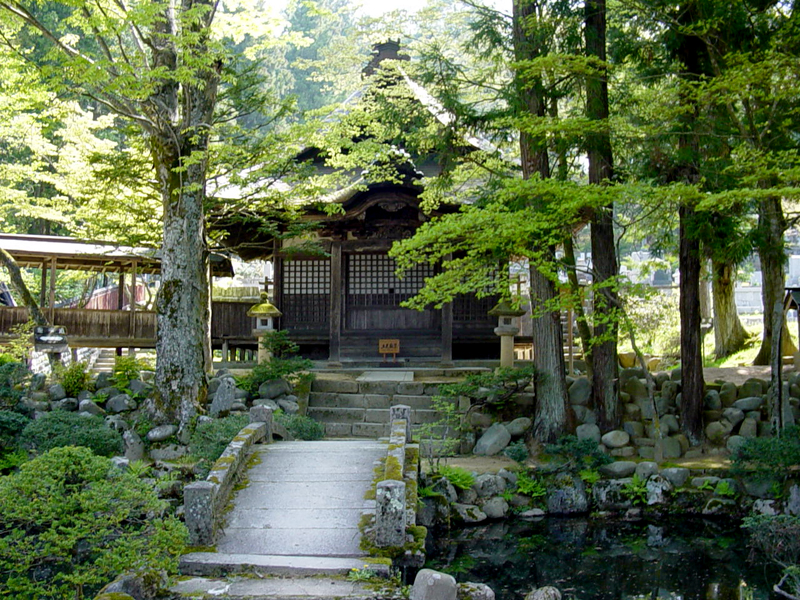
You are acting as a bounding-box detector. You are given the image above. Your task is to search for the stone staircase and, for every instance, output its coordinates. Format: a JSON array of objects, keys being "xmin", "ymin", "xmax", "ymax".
[
  {"xmin": 307, "ymin": 376, "xmax": 456, "ymax": 438},
  {"xmin": 90, "ymin": 348, "xmax": 117, "ymax": 374}
]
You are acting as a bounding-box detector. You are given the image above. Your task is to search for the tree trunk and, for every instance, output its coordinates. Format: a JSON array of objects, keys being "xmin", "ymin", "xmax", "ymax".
[
  {"xmin": 585, "ymin": 0, "xmax": 619, "ymax": 431},
  {"xmin": 679, "ymin": 204, "xmax": 705, "ymax": 443},
  {"xmin": 0, "ymin": 248, "xmax": 48, "ymax": 326},
  {"xmin": 712, "ymin": 258, "xmax": 748, "ymax": 358},
  {"xmin": 699, "ymin": 259, "xmax": 712, "ymax": 322},
  {"xmin": 513, "ymin": 0, "xmax": 569, "ymax": 443},
  {"xmin": 754, "ymin": 196, "xmax": 795, "ymax": 364}
]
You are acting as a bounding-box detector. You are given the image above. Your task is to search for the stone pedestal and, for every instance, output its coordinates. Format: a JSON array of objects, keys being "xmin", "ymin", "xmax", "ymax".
[
  {"xmin": 494, "ymin": 324, "xmax": 520, "ymax": 368},
  {"xmin": 253, "ymin": 330, "xmax": 273, "ymax": 364}
]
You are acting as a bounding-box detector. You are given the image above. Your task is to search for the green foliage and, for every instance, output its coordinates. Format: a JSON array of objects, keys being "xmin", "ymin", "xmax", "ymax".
[
  {"xmin": 578, "ymin": 468, "xmax": 601, "ymax": 486},
  {"xmin": 743, "ymin": 514, "xmax": 800, "ymax": 567},
  {"xmin": 260, "ymin": 330, "xmax": 299, "ymax": 358},
  {"xmin": 0, "ymin": 449, "xmax": 27, "ymax": 474},
  {"xmin": 58, "ymin": 361, "xmax": 91, "ymax": 398},
  {"xmin": 0, "ymin": 446, "xmax": 186, "ymax": 599},
  {"xmin": 545, "ymin": 435, "xmax": 613, "ymax": 469},
  {"xmin": 732, "ymin": 426, "xmax": 800, "ymax": 480},
  {"xmin": 111, "ymin": 356, "xmax": 150, "ymax": 390},
  {"xmin": 621, "ymin": 474, "xmax": 648, "ymax": 506},
  {"xmin": 20, "ymin": 411, "xmax": 123, "ymax": 457},
  {"xmin": 621, "ymin": 286, "xmax": 681, "ymax": 358},
  {"xmin": 714, "ymin": 480, "xmax": 737, "ymax": 498},
  {"xmin": 698, "ymin": 479, "xmax": 716, "ymax": 491},
  {"xmin": 418, "ymin": 486, "xmax": 437, "ymax": 498},
  {"xmin": 3, "ymin": 322, "xmax": 35, "ymax": 363},
  {"xmin": 347, "ymin": 565, "xmax": 378, "ymax": 582},
  {"xmin": 189, "ymin": 414, "xmax": 250, "ymax": 467},
  {"xmin": 238, "ymin": 357, "xmax": 313, "ymax": 396},
  {"xmin": 276, "ymin": 412, "xmax": 324, "ymax": 441},
  {"xmin": 0, "ymin": 410, "xmax": 29, "ymax": 449},
  {"xmin": 437, "ymin": 366, "xmax": 535, "ymax": 412},
  {"xmin": 0, "ymin": 354, "xmax": 15, "ymax": 366},
  {"xmin": 503, "ymin": 440, "xmax": 529, "ymax": 464},
  {"xmin": 416, "ymin": 395, "xmax": 464, "ymax": 471},
  {"xmin": 438, "ymin": 465, "xmax": 475, "ymax": 491},
  {"xmin": 515, "ymin": 471, "xmax": 546, "ymax": 499},
  {"xmin": 0, "ymin": 362, "xmax": 29, "ymax": 410}
]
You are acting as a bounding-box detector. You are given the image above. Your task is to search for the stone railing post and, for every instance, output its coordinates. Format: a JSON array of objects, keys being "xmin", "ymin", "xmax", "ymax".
[
  {"xmin": 250, "ymin": 405, "xmax": 274, "ymax": 443},
  {"xmin": 375, "ymin": 479, "xmax": 407, "ymax": 547},
  {"xmin": 390, "ymin": 404, "xmax": 412, "ymax": 442}
]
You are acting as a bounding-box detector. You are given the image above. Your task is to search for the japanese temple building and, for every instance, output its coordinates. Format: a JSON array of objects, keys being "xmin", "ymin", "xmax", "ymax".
[{"xmin": 216, "ymin": 42, "xmax": 500, "ymax": 364}]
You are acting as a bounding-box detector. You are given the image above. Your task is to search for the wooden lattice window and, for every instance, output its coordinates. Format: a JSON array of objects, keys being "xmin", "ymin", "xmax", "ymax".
[
  {"xmin": 281, "ymin": 258, "xmax": 330, "ymax": 328},
  {"xmin": 453, "ymin": 294, "xmax": 496, "ymax": 323},
  {"xmin": 347, "ymin": 254, "xmax": 433, "ymax": 296}
]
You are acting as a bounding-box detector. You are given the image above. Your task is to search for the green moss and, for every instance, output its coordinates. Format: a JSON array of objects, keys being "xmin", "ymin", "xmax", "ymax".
[
  {"xmin": 246, "ymin": 451, "xmax": 262, "ymax": 468},
  {"xmin": 95, "ymin": 593, "xmax": 136, "ymax": 600},
  {"xmin": 208, "ymin": 476, "xmax": 220, "ymax": 484},
  {"xmin": 184, "ymin": 545, "xmax": 217, "ymax": 553},
  {"xmin": 384, "ymin": 455, "xmax": 403, "ymax": 481}
]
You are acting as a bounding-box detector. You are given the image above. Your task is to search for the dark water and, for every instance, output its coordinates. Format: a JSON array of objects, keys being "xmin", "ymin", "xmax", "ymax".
[{"xmin": 425, "ymin": 518, "xmax": 779, "ymax": 600}]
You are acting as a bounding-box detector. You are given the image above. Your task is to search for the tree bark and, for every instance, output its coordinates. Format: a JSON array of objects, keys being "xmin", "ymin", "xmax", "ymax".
[
  {"xmin": 754, "ymin": 196, "xmax": 795, "ymax": 364},
  {"xmin": 679, "ymin": 204, "xmax": 705, "ymax": 443},
  {"xmin": 0, "ymin": 248, "xmax": 48, "ymax": 326},
  {"xmin": 513, "ymin": 0, "xmax": 570, "ymax": 443},
  {"xmin": 585, "ymin": 0, "xmax": 619, "ymax": 432},
  {"xmin": 712, "ymin": 258, "xmax": 748, "ymax": 358}
]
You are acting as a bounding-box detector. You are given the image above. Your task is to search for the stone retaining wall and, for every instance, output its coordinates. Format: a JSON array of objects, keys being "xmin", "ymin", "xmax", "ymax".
[{"xmin": 184, "ymin": 407, "xmax": 273, "ymax": 546}]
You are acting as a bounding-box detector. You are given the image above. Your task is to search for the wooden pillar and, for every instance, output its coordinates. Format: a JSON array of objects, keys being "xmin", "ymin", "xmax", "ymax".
[
  {"xmin": 328, "ymin": 242, "xmax": 342, "ymax": 365},
  {"xmin": 441, "ymin": 254, "xmax": 453, "ymax": 365},
  {"xmin": 222, "ymin": 339, "xmax": 229, "ymax": 363},
  {"xmin": 272, "ymin": 239, "xmax": 282, "ymax": 327},
  {"xmin": 129, "ymin": 260, "xmax": 138, "ymax": 340},
  {"xmin": 48, "ymin": 258, "xmax": 56, "ymax": 323},
  {"xmin": 116, "ymin": 270, "xmax": 125, "ymax": 356},
  {"xmin": 39, "ymin": 262, "xmax": 47, "ymax": 309}
]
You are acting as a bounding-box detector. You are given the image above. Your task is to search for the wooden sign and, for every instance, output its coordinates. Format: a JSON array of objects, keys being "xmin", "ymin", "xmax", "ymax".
[{"xmin": 379, "ymin": 338, "xmax": 400, "ymax": 361}]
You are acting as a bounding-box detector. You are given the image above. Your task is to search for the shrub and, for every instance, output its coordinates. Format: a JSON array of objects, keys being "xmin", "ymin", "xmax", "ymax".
[
  {"xmin": 545, "ymin": 435, "xmax": 613, "ymax": 469},
  {"xmin": 58, "ymin": 361, "xmax": 91, "ymax": 397},
  {"xmin": 516, "ymin": 471, "xmax": 547, "ymax": 499},
  {"xmin": 276, "ymin": 412, "xmax": 324, "ymax": 441},
  {"xmin": 0, "ymin": 353, "xmax": 16, "ymax": 366},
  {"xmin": 732, "ymin": 425, "xmax": 800, "ymax": 480},
  {"xmin": 438, "ymin": 465, "xmax": 475, "ymax": 490},
  {"xmin": 111, "ymin": 355, "xmax": 151, "ymax": 390},
  {"xmin": 261, "ymin": 330, "xmax": 300, "ymax": 358},
  {"xmin": 189, "ymin": 414, "xmax": 249, "ymax": 466},
  {"xmin": 20, "ymin": 412, "xmax": 123, "ymax": 457},
  {"xmin": 0, "ymin": 362, "xmax": 29, "ymax": 410},
  {"xmin": 0, "ymin": 410, "xmax": 29, "ymax": 449},
  {"xmin": 503, "ymin": 440, "xmax": 529, "ymax": 463},
  {"xmin": 621, "ymin": 473, "xmax": 648, "ymax": 505},
  {"xmin": 0, "ymin": 446, "xmax": 186, "ymax": 599},
  {"xmin": 437, "ymin": 365, "xmax": 536, "ymax": 412},
  {"xmin": 238, "ymin": 356, "xmax": 313, "ymax": 395}
]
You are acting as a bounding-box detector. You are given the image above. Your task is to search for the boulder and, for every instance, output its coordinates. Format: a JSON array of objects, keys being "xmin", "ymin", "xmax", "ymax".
[
  {"xmin": 726, "ymin": 435, "xmax": 746, "ymax": 453},
  {"xmin": 100, "ymin": 572, "xmax": 167, "ymax": 600},
  {"xmin": 634, "ymin": 461, "xmax": 658, "ymax": 481},
  {"xmin": 253, "ymin": 398, "xmax": 280, "ymax": 411},
  {"xmin": 670, "ymin": 368, "xmax": 682, "ymax": 382},
  {"xmin": 576, "ymin": 424, "xmax": 601, "ymax": 444},
  {"xmin": 739, "ymin": 418, "xmax": 758, "ymax": 438},
  {"xmin": 207, "ymin": 378, "xmax": 221, "ymax": 395},
  {"xmin": 619, "ymin": 352, "xmax": 637, "ymax": 368},
  {"xmin": 107, "ymin": 394, "xmax": 137, "ymax": 413},
  {"xmin": 734, "ymin": 397, "xmax": 763, "ymax": 412},
  {"xmin": 210, "ymin": 378, "xmax": 236, "ymax": 418},
  {"xmin": 412, "ymin": 569, "xmax": 458, "ymax": 600},
  {"xmin": 128, "ymin": 379, "xmax": 149, "ymax": 396},
  {"xmin": 661, "ymin": 437, "xmax": 682, "ymax": 459},
  {"xmin": 703, "ymin": 390, "xmax": 721, "ymax": 411},
  {"xmin": 497, "ymin": 468, "xmax": 518, "ymax": 486},
  {"xmin": 518, "ymin": 508, "xmax": 546, "ymax": 519},
  {"xmin": 719, "ymin": 381, "xmax": 738, "ymax": 407},
  {"xmin": 433, "ymin": 478, "xmax": 458, "ymax": 504},
  {"xmin": 475, "ymin": 474, "xmax": 506, "ymax": 498},
  {"xmin": 661, "ymin": 380, "xmax": 679, "ymax": 402},
  {"xmin": 148, "ymin": 444, "xmax": 186, "ymax": 461},
  {"xmin": 692, "ymin": 476, "xmax": 720, "ymax": 488},
  {"xmin": 611, "ymin": 446, "xmax": 635, "ymax": 458},
  {"xmin": 258, "ymin": 378, "xmax": 292, "ymax": 399},
  {"xmin": 599, "ymin": 461, "xmax": 636, "ymax": 479},
  {"xmin": 705, "ymin": 421, "xmax": 732, "ymax": 445},
  {"xmin": 661, "ymin": 467, "xmax": 690, "ymax": 488},
  {"xmin": 277, "ymin": 398, "xmax": 300, "ymax": 414},
  {"xmin": 95, "ymin": 371, "xmax": 113, "ymax": 389},
  {"xmin": 48, "ymin": 383, "xmax": 66, "ymax": 401},
  {"xmin": 123, "ymin": 430, "xmax": 145, "ymax": 462},
  {"xmin": 105, "ymin": 415, "xmax": 130, "ymax": 432},
  {"xmin": 786, "ymin": 484, "xmax": 800, "ymax": 516},
  {"xmin": 645, "ymin": 474, "xmax": 673, "ymax": 505},
  {"xmin": 745, "ymin": 378, "xmax": 768, "ymax": 396},
  {"xmin": 457, "ymin": 487, "xmax": 478, "ymax": 505},
  {"xmin": 623, "ymin": 421, "xmax": 645, "ymax": 438},
  {"xmin": 481, "ymin": 497, "xmax": 509, "ymax": 519},
  {"xmin": 637, "ymin": 447, "xmax": 655, "ymax": 460},
  {"xmin": 77, "ymin": 390, "xmax": 94, "ymax": 401},
  {"xmin": 473, "ymin": 423, "xmax": 511, "ymax": 456},
  {"xmin": 52, "ymin": 397, "xmax": 78, "ymax": 411},
  {"xmin": 568, "ymin": 377, "xmax": 591, "ymax": 406},
  {"xmin": 78, "ymin": 399, "xmax": 105, "ymax": 416},
  {"xmin": 623, "ymin": 377, "xmax": 648, "ymax": 402},
  {"xmin": 459, "ymin": 582, "xmax": 496, "ymax": 600},
  {"xmin": 452, "ymin": 503, "xmax": 487, "ymax": 524},
  {"xmin": 546, "ymin": 475, "xmax": 588, "ymax": 514},
  {"xmin": 30, "ymin": 372, "xmax": 46, "ymax": 391},
  {"xmin": 525, "ymin": 587, "xmax": 562, "ymax": 600},
  {"xmin": 723, "ymin": 408, "xmax": 745, "ymax": 428},
  {"xmin": 506, "ymin": 417, "xmax": 532, "ymax": 437},
  {"xmin": 110, "ymin": 456, "xmax": 130, "ymax": 471},
  {"xmin": 753, "ymin": 499, "xmax": 779, "ymax": 516},
  {"xmin": 147, "ymin": 424, "xmax": 178, "ymax": 443},
  {"xmin": 592, "ymin": 479, "xmax": 633, "ymax": 510},
  {"xmin": 601, "ymin": 430, "xmax": 630, "ymax": 449},
  {"xmin": 624, "ymin": 403, "xmax": 642, "ymax": 420},
  {"xmin": 661, "ymin": 414, "xmax": 680, "ymax": 434}
]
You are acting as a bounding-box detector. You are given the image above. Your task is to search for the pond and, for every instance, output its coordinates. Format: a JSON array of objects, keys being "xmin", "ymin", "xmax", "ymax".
[{"xmin": 425, "ymin": 518, "xmax": 779, "ymax": 600}]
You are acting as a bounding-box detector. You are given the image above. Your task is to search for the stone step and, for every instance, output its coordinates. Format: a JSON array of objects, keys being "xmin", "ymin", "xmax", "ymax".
[
  {"xmin": 179, "ymin": 553, "xmax": 390, "ymax": 578},
  {"xmin": 307, "ymin": 406, "xmax": 444, "ymax": 426},
  {"xmin": 308, "ymin": 392, "xmax": 448, "ymax": 410},
  {"xmin": 172, "ymin": 575, "xmax": 378, "ymax": 599},
  {"xmin": 311, "ymin": 378, "xmax": 443, "ymax": 396}
]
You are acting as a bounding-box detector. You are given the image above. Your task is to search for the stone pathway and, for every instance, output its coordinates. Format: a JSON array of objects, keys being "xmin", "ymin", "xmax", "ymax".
[{"xmin": 216, "ymin": 439, "xmax": 384, "ymax": 557}]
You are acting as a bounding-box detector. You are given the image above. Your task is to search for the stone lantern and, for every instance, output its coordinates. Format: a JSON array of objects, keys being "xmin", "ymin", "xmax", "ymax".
[
  {"xmin": 488, "ymin": 300, "xmax": 526, "ymax": 368},
  {"xmin": 247, "ymin": 293, "xmax": 282, "ymax": 363}
]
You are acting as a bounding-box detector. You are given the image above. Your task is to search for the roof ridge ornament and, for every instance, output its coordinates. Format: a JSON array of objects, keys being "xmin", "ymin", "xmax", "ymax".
[{"xmin": 362, "ymin": 39, "xmax": 410, "ymax": 77}]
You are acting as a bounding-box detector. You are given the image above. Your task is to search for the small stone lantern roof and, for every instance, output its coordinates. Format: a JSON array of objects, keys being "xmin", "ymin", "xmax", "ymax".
[
  {"xmin": 488, "ymin": 299, "xmax": 526, "ymax": 318},
  {"xmin": 247, "ymin": 293, "xmax": 282, "ymax": 318}
]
